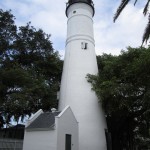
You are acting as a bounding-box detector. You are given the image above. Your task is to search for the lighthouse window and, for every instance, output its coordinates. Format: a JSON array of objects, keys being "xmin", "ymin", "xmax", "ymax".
[
  {"xmin": 81, "ymin": 42, "xmax": 88, "ymax": 50},
  {"xmin": 73, "ymin": 10, "xmax": 76, "ymax": 14}
]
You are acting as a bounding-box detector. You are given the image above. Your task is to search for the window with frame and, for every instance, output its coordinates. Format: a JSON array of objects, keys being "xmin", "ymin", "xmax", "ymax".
[{"xmin": 81, "ymin": 42, "xmax": 88, "ymax": 50}]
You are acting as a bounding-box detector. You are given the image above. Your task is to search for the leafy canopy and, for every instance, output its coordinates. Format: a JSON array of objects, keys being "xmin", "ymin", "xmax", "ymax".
[
  {"xmin": 0, "ymin": 9, "xmax": 62, "ymax": 124},
  {"xmin": 87, "ymin": 47, "xmax": 150, "ymax": 149}
]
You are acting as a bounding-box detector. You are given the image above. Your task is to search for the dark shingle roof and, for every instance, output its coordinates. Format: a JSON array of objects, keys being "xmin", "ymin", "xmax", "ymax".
[{"xmin": 26, "ymin": 112, "xmax": 60, "ymax": 130}]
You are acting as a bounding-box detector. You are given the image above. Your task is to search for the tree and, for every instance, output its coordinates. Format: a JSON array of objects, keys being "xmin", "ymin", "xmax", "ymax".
[
  {"xmin": 114, "ymin": 0, "xmax": 150, "ymax": 44},
  {"xmin": 87, "ymin": 47, "xmax": 150, "ymax": 149},
  {"xmin": 0, "ymin": 9, "xmax": 63, "ymax": 124},
  {"xmin": 0, "ymin": 112, "xmax": 4, "ymax": 128}
]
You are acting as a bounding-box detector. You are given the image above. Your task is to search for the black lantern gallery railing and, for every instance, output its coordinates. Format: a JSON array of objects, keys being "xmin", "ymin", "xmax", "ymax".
[
  {"xmin": 66, "ymin": 0, "xmax": 94, "ymax": 7},
  {"xmin": 66, "ymin": 0, "xmax": 95, "ymax": 16}
]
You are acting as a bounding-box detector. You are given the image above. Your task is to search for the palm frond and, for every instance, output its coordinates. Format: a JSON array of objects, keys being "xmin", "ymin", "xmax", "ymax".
[
  {"xmin": 134, "ymin": 0, "xmax": 138, "ymax": 6},
  {"xmin": 143, "ymin": 0, "xmax": 150, "ymax": 16},
  {"xmin": 142, "ymin": 14, "xmax": 150, "ymax": 45},
  {"xmin": 114, "ymin": 0, "xmax": 131, "ymax": 22}
]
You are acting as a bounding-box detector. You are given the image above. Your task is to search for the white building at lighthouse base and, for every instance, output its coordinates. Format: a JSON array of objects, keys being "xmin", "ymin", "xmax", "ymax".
[{"xmin": 23, "ymin": 106, "xmax": 79, "ymax": 150}]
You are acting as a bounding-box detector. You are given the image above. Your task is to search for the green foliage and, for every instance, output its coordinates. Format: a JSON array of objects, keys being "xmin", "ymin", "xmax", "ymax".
[
  {"xmin": 0, "ymin": 9, "xmax": 63, "ymax": 124},
  {"xmin": 87, "ymin": 47, "xmax": 150, "ymax": 149}
]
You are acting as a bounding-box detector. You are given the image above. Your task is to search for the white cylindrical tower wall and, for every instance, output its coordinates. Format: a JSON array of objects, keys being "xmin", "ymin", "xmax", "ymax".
[{"xmin": 59, "ymin": 2, "xmax": 107, "ymax": 150}]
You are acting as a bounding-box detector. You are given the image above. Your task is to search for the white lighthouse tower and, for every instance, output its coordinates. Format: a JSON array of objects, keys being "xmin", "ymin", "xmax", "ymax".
[{"xmin": 59, "ymin": 0, "xmax": 107, "ymax": 150}]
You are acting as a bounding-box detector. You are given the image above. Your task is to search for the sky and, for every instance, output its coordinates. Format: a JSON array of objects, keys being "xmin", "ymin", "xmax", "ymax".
[{"xmin": 0, "ymin": 0, "xmax": 148, "ymax": 58}]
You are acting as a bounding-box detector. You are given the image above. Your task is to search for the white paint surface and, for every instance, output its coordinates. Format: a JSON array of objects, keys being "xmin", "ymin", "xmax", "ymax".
[
  {"xmin": 56, "ymin": 106, "xmax": 79, "ymax": 150},
  {"xmin": 23, "ymin": 110, "xmax": 57, "ymax": 150},
  {"xmin": 59, "ymin": 2, "xmax": 107, "ymax": 150},
  {"xmin": 23, "ymin": 130, "xmax": 57, "ymax": 150},
  {"xmin": 23, "ymin": 106, "xmax": 78, "ymax": 150}
]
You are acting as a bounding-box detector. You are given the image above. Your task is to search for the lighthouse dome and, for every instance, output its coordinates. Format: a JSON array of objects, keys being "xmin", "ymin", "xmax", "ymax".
[
  {"xmin": 67, "ymin": 0, "xmax": 93, "ymax": 5},
  {"xmin": 66, "ymin": 0, "xmax": 95, "ymax": 16}
]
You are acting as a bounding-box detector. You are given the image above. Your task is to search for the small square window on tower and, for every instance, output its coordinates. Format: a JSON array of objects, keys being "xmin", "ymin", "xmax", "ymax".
[{"xmin": 81, "ymin": 42, "xmax": 88, "ymax": 50}]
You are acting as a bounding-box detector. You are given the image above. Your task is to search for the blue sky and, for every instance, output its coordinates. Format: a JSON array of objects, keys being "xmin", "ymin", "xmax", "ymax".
[{"xmin": 0, "ymin": 0, "xmax": 148, "ymax": 58}]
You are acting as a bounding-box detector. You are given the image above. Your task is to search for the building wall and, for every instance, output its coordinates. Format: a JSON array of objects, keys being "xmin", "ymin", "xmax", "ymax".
[
  {"xmin": 56, "ymin": 106, "xmax": 79, "ymax": 150},
  {"xmin": 23, "ymin": 130, "xmax": 57, "ymax": 150},
  {"xmin": 23, "ymin": 109, "xmax": 58, "ymax": 150},
  {"xmin": 59, "ymin": 3, "xmax": 107, "ymax": 150}
]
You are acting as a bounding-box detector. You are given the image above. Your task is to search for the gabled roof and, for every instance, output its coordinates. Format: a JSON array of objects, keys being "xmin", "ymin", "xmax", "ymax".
[
  {"xmin": 26, "ymin": 112, "xmax": 60, "ymax": 130},
  {"xmin": 56, "ymin": 106, "xmax": 78, "ymax": 124}
]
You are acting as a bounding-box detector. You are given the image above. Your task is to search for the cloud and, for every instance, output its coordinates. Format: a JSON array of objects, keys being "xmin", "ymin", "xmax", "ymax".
[
  {"xmin": 0, "ymin": 0, "xmax": 67, "ymax": 56},
  {"xmin": 94, "ymin": 1, "xmax": 147, "ymax": 55},
  {"xmin": 0, "ymin": 0, "xmax": 148, "ymax": 57}
]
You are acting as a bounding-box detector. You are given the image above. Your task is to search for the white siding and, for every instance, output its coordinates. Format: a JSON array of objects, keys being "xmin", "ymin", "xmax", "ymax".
[
  {"xmin": 59, "ymin": 2, "xmax": 107, "ymax": 150},
  {"xmin": 23, "ymin": 130, "xmax": 57, "ymax": 150},
  {"xmin": 56, "ymin": 106, "xmax": 79, "ymax": 150}
]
